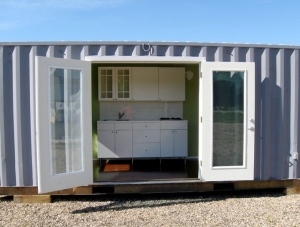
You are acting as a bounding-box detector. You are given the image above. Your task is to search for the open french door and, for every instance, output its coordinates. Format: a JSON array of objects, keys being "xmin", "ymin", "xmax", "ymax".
[
  {"xmin": 35, "ymin": 57, "xmax": 92, "ymax": 193},
  {"xmin": 199, "ymin": 62, "xmax": 255, "ymax": 181}
]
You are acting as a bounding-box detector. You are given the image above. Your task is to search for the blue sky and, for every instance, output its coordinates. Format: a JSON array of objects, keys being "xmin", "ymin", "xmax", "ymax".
[{"xmin": 0, "ymin": 0, "xmax": 299, "ymax": 45}]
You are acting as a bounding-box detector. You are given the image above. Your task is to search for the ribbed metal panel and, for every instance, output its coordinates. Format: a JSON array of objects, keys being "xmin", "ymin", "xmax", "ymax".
[{"xmin": 0, "ymin": 41, "xmax": 300, "ymax": 186}]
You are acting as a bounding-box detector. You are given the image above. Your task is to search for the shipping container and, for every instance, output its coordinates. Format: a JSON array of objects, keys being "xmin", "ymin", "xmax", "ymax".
[{"xmin": 0, "ymin": 41, "xmax": 299, "ymax": 200}]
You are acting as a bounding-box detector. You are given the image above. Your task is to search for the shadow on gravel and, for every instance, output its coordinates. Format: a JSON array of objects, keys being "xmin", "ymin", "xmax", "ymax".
[
  {"xmin": 0, "ymin": 196, "xmax": 13, "ymax": 202},
  {"xmin": 69, "ymin": 189, "xmax": 285, "ymax": 214}
]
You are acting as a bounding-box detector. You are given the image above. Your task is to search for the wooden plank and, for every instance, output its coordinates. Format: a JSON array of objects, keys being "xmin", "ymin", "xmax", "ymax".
[
  {"xmin": 234, "ymin": 180, "xmax": 293, "ymax": 190},
  {"xmin": 0, "ymin": 187, "xmax": 38, "ymax": 195},
  {"xmin": 284, "ymin": 187, "xmax": 300, "ymax": 195},
  {"xmin": 0, "ymin": 186, "xmax": 92, "ymax": 195},
  {"xmin": 293, "ymin": 179, "xmax": 300, "ymax": 187},
  {"xmin": 73, "ymin": 186, "xmax": 93, "ymax": 195},
  {"xmin": 0, "ymin": 180, "xmax": 298, "ymax": 196},
  {"xmin": 13, "ymin": 195, "xmax": 52, "ymax": 203},
  {"xmin": 196, "ymin": 183, "xmax": 214, "ymax": 192},
  {"xmin": 115, "ymin": 183, "xmax": 198, "ymax": 194}
]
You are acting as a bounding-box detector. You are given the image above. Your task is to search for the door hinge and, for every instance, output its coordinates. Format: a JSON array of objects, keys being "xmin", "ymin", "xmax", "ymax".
[
  {"xmin": 201, "ymin": 117, "xmax": 202, "ymax": 123},
  {"xmin": 200, "ymin": 72, "xmax": 202, "ymax": 78},
  {"xmin": 200, "ymin": 160, "xmax": 202, "ymax": 166}
]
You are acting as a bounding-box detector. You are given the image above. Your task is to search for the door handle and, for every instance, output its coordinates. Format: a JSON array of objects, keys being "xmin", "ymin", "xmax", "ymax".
[{"xmin": 247, "ymin": 127, "xmax": 255, "ymax": 132}]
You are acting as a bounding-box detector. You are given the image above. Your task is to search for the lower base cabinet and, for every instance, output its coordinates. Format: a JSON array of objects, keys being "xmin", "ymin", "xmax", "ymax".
[
  {"xmin": 98, "ymin": 121, "xmax": 187, "ymax": 159},
  {"xmin": 160, "ymin": 121, "xmax": 188, "ymax": 157},
  {"xmin": 97, "ymin": 122, "xmax": 132, "ymax": 158}
]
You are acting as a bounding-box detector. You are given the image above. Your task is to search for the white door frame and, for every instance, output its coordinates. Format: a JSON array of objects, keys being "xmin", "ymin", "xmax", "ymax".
[
  {"xmin": 199, "ymin": 62, "xmax": 255, "ymax": 181},
  {"xmin": 35, "ymin": 56, "xmax": 92, "ymax": 194}
]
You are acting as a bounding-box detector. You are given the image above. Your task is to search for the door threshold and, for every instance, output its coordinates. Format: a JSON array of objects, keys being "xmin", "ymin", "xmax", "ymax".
[{"xmin": 92, "ymin": 178, "xmax": 201, "ymax": 186}]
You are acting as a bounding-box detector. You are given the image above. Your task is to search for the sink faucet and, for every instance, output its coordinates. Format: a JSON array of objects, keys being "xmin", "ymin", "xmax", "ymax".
[{"xmin": 119, "ymin": 112, "xmax": 125, "ymax": 120}]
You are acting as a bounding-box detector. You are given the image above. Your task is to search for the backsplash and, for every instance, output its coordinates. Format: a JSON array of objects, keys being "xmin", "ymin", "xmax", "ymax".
[{"xmin": 99, "ymin": 101, "xmax": 183, "ymax": 120}]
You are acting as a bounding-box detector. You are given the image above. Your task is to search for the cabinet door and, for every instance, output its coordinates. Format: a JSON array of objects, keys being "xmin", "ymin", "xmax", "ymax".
[
  {"xmin": 115, "ymin": 130, "xmax": 132, "ymax": 157},
  {"xmin": 131, "ymin": 67, "xmax": 159, "ymax": 100},
  {"xmin": 160, "ymin": 130, "xmax": 174, "ymax": 157},
  {"xmin": 98, "ymin": 68, "xmax": 114, "ymax": 100},
  {"xmin": 159, "ymin": 67, "xmax": 185, "ymax": 101},
  {"xmin": 116, "ymin": 68, "xmax": 131, "ymax": 100},
  {"xmin": 98, "ymin": 130, "xmax": 117, "ymax": 158},
  {"xmin": 174, "ymin": 130, "xmax": 188, "ymax": 157}
]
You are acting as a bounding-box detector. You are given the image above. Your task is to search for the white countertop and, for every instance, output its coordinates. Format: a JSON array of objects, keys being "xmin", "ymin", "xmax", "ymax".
[{"xmin": 98, "ymin": 120, "xmax": 188, "ymax": 123}]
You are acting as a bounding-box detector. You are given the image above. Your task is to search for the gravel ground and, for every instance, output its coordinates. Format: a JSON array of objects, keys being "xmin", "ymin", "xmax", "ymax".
[{"xmin": 0, "ymin": 189, "xmax": 300, "ymax": 226}]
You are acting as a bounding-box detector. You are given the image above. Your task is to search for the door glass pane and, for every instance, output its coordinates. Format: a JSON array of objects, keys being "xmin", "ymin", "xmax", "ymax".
[
  {"xmin": 50, "ymin": 67, "xmax": 83, "ymax": 175},
  {"xmin": 100, "ymin": 69, "xmax": 106, "ymax": 75},
  {"xmin": 107, "ymin": 92, "xmax": 113, "ymax": 98},
  {"xmin": 213, "ymin": 71, "xmax": 244, "ymax": 167},
  {"xmin": 118, "ymin": 69, "xmax": 123, "ymax": 75},
  {"xmin": 107, "ymin": 76, "xmax": 112, "ymax": 92},
  {"xmin": 101, "ymin": 76, "xmax": 106, "ymax": 91},
  {"xmin": 118, "ymin": 76, "xmax": 123, "ymax": 92},
  {"xmin": 107, "ymin": 69, "xmax": 112, "ymax": 75},
  {"xmin": 124, "ymin": 69, "xmax": 129, "ymax": 75},
  {"xmin": 124, "ymin": 76, "xmax": 129, "ymax": 91},
  {"xmin": 101, "ymin": 92, "xmax": 106, "ymax": 98}
]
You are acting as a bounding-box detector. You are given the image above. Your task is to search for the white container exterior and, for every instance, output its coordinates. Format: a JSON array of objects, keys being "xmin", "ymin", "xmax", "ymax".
[{"xmin": 0, "ymin": 41, "xmax": 300, "ymax": 186}]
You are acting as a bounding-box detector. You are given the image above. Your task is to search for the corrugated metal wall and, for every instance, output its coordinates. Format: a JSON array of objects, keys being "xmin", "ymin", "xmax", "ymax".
[{"xmin": 0, "ymin": 41, "xmax": 299, "ymax": 186}]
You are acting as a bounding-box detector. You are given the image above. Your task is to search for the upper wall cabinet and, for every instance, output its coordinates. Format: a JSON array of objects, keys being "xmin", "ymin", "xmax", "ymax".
[
  {"xmin": 159, "ymin": 67, "xmax": 185, "ymax": 101},
  {"xmin": 131, "ymin": 67, "xmax": 159, "ymax": 101},
  {"xmin": 98, "ymin": 67, "xmax": 131, "ymax": 101},
  {"xmin": 98, "ymin": 67, "xmax": 185, "ymax": 101}
]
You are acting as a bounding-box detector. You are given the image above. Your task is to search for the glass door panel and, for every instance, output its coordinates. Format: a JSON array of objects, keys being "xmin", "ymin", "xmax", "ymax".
[
  {"xmin": 213, "ymin": 71, "xmax": 244, "ymax": 167},
  {"xmin": 50, "ymin": 68, "xmax": 83, "ymax": 175}
]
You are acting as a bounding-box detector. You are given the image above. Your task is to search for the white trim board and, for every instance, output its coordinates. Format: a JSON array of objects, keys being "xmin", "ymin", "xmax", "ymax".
[{"xmin": 85, "ymin": 56, "xmax": 206, "ymax": 63}]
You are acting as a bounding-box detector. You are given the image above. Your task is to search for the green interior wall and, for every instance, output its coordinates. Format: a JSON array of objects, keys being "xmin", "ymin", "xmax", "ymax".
[
  {"xmin": 91, "ymin": 63, "xmax": 199, "ymax": 162},
  {"xmin": 183, "ymin": 64, "xmax": 199, "ymax": 157}
]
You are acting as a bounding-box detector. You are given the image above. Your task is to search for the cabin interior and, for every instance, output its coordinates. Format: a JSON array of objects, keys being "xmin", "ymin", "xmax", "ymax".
[{"xmin": 91, "ymin": 63, "xmax": 200, "ymax": 182}]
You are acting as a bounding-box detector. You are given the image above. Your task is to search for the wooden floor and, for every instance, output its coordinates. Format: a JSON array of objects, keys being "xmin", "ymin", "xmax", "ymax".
[{"xmin": 95, "ymin": 159, "xmax": 198, "ymax": 182}]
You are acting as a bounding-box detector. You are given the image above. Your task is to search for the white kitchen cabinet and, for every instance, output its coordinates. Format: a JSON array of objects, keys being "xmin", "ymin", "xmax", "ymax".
[
  {"xmin": 131, "ymin": 67, "xmax": 158, "ymax": 101},
  {"xmin": 98, "ymin": 130, "xmax": 116, "ymax": 158},
  {"xmin": 115, "ymin": 130, "xmax": 132, "ymax": 157},
  {"xmin": 97, "ymin": 122, "xmax": 132, "ymax": 158},
  {"xmin": 159, "ymin": 67, "xmax": 185, "ymax": 101},
  {"xmin": 132, "ymin": 122, "xmax": 160, "ymax": 158},
  {"xmin": 133, "ymin": 143, "xmax": 160, "ymax": 158},
  {"xmin": 98, "ymin": 121, "xmax": 188, "ymax": 159},
  {"xmin": 160, "ymin": 121, "xmax": 188, "ymax": 157},
  {"xmin": 98, "ymin": 67, "xmax": 131, "ymax": 101}
]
